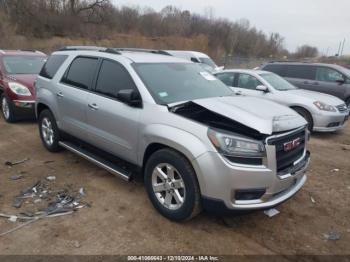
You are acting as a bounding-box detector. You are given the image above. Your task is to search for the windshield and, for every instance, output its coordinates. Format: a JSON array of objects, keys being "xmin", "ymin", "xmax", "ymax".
[
  {"xmin": 133, "ymin": 63, "xmax": 233, "ymax": 104},
  {"xmin": 3, "ymin": 56, "xmax": 46, "ymax": 74},
  {"xmin": 260, "ymin": 72, "xmax": 297, "ymax": 91},
  {"xmin": 199, "ymin": 57, "xmax": 217, "ymax": 68}
]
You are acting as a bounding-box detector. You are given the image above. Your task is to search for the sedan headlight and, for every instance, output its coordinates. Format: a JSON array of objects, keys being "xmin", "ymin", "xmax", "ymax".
[
  {"xmin": 8, "ymin": 82, "xmax": 32, "ymax": 96},
  {"xmin": 208, "ymin": 128, "xmax": 266, "ymax": 162},
  {"xmin": 313, "ymin": 101, "xmax": 336, "ymax": 112}
]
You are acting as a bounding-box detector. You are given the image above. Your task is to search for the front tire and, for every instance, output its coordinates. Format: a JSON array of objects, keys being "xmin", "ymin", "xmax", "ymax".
[
  {"xmin": 346, "ymin": 98, "xmax": 350, "ymax": 109},
  {"xmin": 293, "ymin": 107, "xmax": 314, "ymax": 132},
  {"xmin": 144, "ymin": 149, "xmax": 202, "ymax": 221},
  {"xmin": 1, "ymin": 94, "xmax": 16, "ymax": 123},
  {"xmin": 38, "ymin": 109, "xmax": 61, "ymax": 152}
]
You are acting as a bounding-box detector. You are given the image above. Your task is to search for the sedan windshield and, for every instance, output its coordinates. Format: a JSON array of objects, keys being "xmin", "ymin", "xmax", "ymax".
[
  {"xmin": 133, "ymin": 63, "xmax": 233, "ymax": 104},
  {"xmin": 199, "ymin": 57, "xmax": 217, "ymax": 68},
  {"xmin": 260, "ymin": 72, "xmax": 297, "ymax": 91},
  {"xmin": 3, "ymin": 56, "xmax": 46, "ymax": 74}
]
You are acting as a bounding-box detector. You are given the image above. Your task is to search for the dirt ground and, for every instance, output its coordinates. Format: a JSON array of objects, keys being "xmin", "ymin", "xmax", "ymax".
[{"xmin": 0, "ymin": 115, "xmax": 349, "ymax": 256}]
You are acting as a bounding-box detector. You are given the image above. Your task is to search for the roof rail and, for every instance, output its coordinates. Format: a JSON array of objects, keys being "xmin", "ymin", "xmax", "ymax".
[
  {"xmin": 269, "ymin": 60, "xmax": 311, "ymax": 64},
  {"xmin": 114, "ymin": 48, "xmax": 171, "ymax": 56},
  {"xmin": 58, "ymin": 46, "xmax": 121, "ymax": 55}
]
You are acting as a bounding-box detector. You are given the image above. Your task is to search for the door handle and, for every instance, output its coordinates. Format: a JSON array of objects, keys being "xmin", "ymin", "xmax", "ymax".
[
  {"xmin": 235, "ymin": 91, "xmax": 242, "ymax": 95},
  {"xmin": 303, "ymin": 81, "xmax": 310, "ymax": 85},
  {"xmin": 56, "ymin": 92, "xmax": 64, "ymax": 98},
  {"xmin": 88, "ymin": 103, "xmax": 99, "ymax": 110}
]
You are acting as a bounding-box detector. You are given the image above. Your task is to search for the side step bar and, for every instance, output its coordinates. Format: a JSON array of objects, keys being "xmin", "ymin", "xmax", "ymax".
[{"xmin": 59, "ymin": 141, "xmax": 131, "ymax": 181}]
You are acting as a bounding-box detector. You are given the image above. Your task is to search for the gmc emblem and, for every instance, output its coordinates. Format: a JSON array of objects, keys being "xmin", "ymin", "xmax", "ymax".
[{"xmin": 283, "ymin": 137, "xmax": 301, "ymax": 152}]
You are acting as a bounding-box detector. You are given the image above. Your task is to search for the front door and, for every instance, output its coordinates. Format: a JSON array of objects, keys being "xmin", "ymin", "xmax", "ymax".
[{"xmin": 86, "ymin": 59, "xmax": 141, "ymax": 164}]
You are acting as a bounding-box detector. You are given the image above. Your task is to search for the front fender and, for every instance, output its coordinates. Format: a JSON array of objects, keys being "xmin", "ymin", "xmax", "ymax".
[{"xmin": 139, "ymin": 124, "xmax": 210, "ymax": 165}]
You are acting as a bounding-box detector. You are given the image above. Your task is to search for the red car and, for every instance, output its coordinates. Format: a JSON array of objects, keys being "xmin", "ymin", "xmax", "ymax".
[{"xmin": 0, "ymin": 50, "xmax": 46, "ymax": 122}]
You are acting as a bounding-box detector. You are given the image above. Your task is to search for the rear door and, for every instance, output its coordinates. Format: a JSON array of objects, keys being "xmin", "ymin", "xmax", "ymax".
[
  {"xmin": 57, "ymin": 56, "xmax": 99, "ymax": 138},
  {"xmin": 314, "ymin": 66, "xmax": 346, "ymax": 99},
  {"xmin": 86, "ymin": 59, "xmax": 141, "ymax": 163},
  {"xmin": 284, "ymin": 65, "xmax": 317, "ymax": 91}
]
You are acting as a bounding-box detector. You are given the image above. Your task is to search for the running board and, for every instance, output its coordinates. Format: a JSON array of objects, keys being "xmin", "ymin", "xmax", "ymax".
[{"xmin": 59, "ymin": 141, "xmax": 131, "ymax": 181}]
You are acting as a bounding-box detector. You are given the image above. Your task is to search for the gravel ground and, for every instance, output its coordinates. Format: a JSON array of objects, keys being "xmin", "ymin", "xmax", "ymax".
[{"xmin": 0, "ymin": 116, "xmax": 349, "ymax": 255}]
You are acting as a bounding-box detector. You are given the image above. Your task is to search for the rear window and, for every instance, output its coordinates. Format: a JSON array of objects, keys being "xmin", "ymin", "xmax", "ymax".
[
  {"xmin": 40, "ymin": 55, "xmax": 68, "ymax": 79},
  {"xmin": 61, "ymin": 57, "xmax": 98, "ymax": 90},
  {"xmin": 284, "ymin": 65, "xmax": 316, "ymax": 80}
]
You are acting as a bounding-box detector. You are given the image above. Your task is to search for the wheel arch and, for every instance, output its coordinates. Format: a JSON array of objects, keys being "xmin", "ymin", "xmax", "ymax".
[{"xmin": 290, "ymin": 105, "xmax": 314, "ymax": 128}]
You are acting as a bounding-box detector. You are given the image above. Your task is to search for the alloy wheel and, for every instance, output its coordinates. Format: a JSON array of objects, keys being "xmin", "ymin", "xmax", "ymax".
[
  {"xmin": 41, "ymin": 117, "xmax": 54, "ymax": 146},
  {"xmin": 1, "ymin": 97, "xmax": 10, "ymax": 120},
  {"xmin": 151, "ymin": 163, "xmax": 186, "ymax": 210}
]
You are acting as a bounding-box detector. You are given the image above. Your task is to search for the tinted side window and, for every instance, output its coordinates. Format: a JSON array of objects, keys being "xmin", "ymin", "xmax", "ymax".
[
  {"xmin": 316, "ymin": 67, "xmax": 343, "ymax": 82},
  {"xmin": 40, "ymin": 55, "xmax": 68, "ymax": 79},
  {"xmin": 95, "ymin": 59, "xmax": 136, "ymax": 98},
  {"xmin": 62, "ymin": 57, "xmax": 98, "ymax": 89},
  {"xmin": 263, "ymin": 64, "xmax": 284, "ymax": 76},
  {"xmin": 237, "ymin": 74, "xmax": 262, "ymax": 90},
  {"xmin": 285, "ymin": 65, "xmax": 316, "ymax": 80},
  {"xmin": 216, "ymin": 73, "xmax": 234, "ymax": 86}
]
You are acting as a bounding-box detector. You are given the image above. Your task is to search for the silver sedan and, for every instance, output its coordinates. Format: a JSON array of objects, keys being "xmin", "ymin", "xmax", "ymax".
[{"xmin": 215, "ymin": 69, "xmax": 349, "ymax": 132}]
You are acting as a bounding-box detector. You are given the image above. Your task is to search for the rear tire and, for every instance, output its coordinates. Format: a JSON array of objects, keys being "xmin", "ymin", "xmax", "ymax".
[
  {"xmin": 38, "ymin": 109, "xmax": 61, "ymax": 152},
  {"xmin": 292, "ymin": 107, "xmax": 313, "ymax": 132},
  {"xmin": 144, "ymin": 149, "xmax": 202, "ymax": 221},
  {"xmin": 1, "ymin": 94, "xmax": 16, "ymax": 123}
]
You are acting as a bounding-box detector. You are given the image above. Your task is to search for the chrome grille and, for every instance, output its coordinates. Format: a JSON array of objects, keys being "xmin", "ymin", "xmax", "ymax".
[
  {"xmin": 336, "ymin": 104, "xmax": 348, "ymax": 113},
  {"xmin": 267, "ymin": 128, "xmax": 306, "ymax": 173}
]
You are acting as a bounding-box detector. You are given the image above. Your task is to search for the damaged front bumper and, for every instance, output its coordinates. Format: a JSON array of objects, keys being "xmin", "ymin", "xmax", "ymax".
[{"xmin": 192, "ymin": 134, "xmax": 310, "ymax": 213}]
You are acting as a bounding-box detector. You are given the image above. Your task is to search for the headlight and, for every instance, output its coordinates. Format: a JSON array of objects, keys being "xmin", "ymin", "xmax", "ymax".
[
  {"xmin": 8, "ymin": 82, "xmax": 32, "ymax": 96},
  {"xmin": 208, "ymin": 128, "xmax": 265, "ymax": 159},
  {"xmin": 313, "ymin": 101, "xmax": 336, "ymax": 112}
]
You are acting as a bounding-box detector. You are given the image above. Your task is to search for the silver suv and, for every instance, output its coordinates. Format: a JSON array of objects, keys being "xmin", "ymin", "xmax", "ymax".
[{"xmin": 35, "ymin": 46, "xmax": 310, "ymax": 221}]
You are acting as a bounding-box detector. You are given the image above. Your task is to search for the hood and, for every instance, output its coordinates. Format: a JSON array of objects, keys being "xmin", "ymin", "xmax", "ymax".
[
  {"xmin": 192, "ymin": 96, "xmax": 307, "ymax": 135},
  {"xmin": 6, "ymin": 74, "xmax": 38, "ymax": 93},
  {"xmin": 287, "ymin": 89, "xmax": 344, "ymax": 106}
]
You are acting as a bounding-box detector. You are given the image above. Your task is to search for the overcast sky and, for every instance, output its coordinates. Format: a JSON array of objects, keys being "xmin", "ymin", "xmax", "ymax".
[{"xmin": 113, "ymin": 0, "xmax": 350, "ymax": 55}]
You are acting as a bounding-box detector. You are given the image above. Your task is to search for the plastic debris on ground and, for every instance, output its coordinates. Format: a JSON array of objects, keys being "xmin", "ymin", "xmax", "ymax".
[
  {"xmin": 0, "ymin": 178, "xmax": 88, "ymax": 236},
  {"xmin": 46, "ymin": 176, "xmax": 56, "ymax": 181},
  {"xmin": 322, "ymin": 232, "xmax": 341, "ymax": 241},
  {"xmin": 4, "ymin": 158, "xmax": 30, "ymax": 167},
  {"xmin": 331, "ymin": 168, "xmax": 340, "ymax": 172},
  {"xmin": 10, "ymin": 175, "xmax": 25, "ymax": 181},
  {"xmin": 310, "ymin": 196, "xmax": 316, "ymax": 204},
  {"xmin": 263, "ymin": 208, "xmax": 280, "ymax": 218}
]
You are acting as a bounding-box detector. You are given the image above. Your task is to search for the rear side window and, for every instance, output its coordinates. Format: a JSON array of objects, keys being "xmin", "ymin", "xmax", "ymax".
[
  {"xmin": 40, "ymin": 55, "xmax": 68, "ymax": 79},
  {"xmin": 216, "ymin": 72, "xmax": 234, "ymax": 86},
  {"xmin": 62, "ymin": 57, "xmax": 98, "ymax": 90},
  {"xmin": 263, "ymin": 64, "xmax": 285, "ymax": 76},
  {"xmin": 285, "ymin": 65, "xmax": 316, "ymax": 80},
  {"xmin": 95, "ymin": 59, "xmax": 136, "ymax": 98}
]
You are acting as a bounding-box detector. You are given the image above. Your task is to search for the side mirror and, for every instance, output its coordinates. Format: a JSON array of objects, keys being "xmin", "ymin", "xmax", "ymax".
[
  {"xmin": 117, "ymin": 89, "xmax": 142, "ymax": 107},
  {"xmin": 336, "ymin": 78, "xmax": 345, "ymax": 85},
  {"xmin": 256, "ymin": 85, "xmax": 269, "ymax": 92}
]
